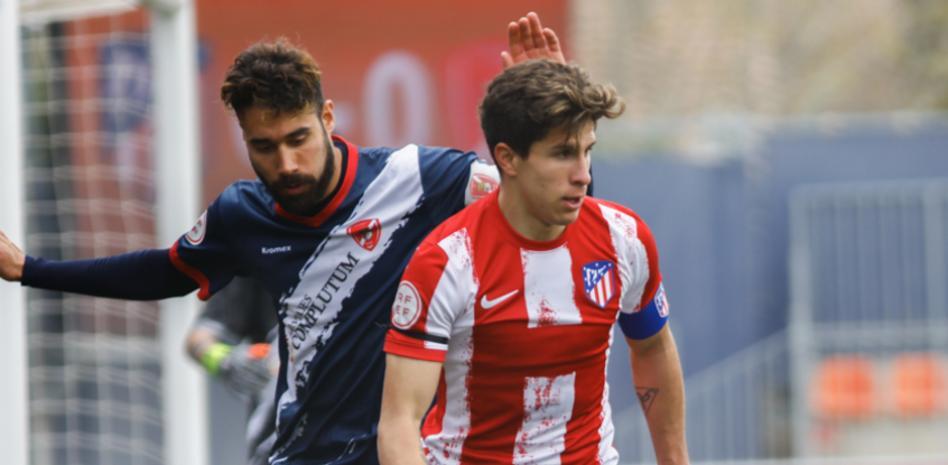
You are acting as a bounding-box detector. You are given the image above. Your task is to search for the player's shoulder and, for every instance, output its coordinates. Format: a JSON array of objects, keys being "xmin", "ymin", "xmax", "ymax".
[
  {"xmin": 580, "ymin": 196, "xmax": 655, "ymax": 247},
  {"xmin": 356, "ymin": 144, "xmax": 399, "ymax": 162},
  {"xmin": 418, "ymin": 192, "xmax": 490, "ymax": 247},
  {"xmin": 414, "ymin": 144, "xmax": 479, "ymax": 171},
  {"xmin": 581, "ymin": 196, "xmax": 645, "ymax": 224},
  {"xmin": 358, "ymin": 143, "xmax": 473, "ymax": 170},
  {"xmin": 215, "ymin": 179, "xmax": 272, "ymax": 215},
  {"xmin": 357, "ymin": 143, "xmax": 467, "ymax": 158},
  {"xmin": 415, "ymin": 144, "xmax": 473, "ymax": 158}
]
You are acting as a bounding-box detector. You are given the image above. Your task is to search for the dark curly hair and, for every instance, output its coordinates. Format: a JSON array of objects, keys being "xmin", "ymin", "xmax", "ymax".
[
  {"xmin": 220, "ymin": 37, "xmax": 324, "ymax": 116},
  {"xmin": 479, "ymin": 60, "xmax": 625, "ymax": 158}
]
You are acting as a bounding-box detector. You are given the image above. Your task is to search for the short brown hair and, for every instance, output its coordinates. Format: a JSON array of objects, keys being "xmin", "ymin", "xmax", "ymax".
[
  {"xmin": 220, "ymin": 38, "xmax": 324, "ymax": 117},
  {"xmin": 479, "ymin": 60, "xmax": 624, "ymax": 157}
]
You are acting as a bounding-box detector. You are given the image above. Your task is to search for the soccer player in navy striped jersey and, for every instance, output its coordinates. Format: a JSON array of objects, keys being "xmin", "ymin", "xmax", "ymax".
[{"xmin": 0, "ymin": 12, "xmax": 565, "ymax": 465}]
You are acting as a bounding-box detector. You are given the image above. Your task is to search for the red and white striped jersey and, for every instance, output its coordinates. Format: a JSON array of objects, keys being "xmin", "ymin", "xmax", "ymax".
[{"xmin": 384, "ymin": 190, "xmax": 669, "ymax": 465}]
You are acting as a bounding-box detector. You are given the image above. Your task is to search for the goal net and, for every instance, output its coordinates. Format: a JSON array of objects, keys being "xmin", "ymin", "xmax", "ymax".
[{"xmin": 9, "ymin": 1, "xmax": 204, "ymax": 464}]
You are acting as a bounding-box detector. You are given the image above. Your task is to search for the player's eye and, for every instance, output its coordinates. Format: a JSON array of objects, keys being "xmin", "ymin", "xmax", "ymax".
[{"xmin": 251, "ymin": 142, "xmax": 276, "ymax": 153}]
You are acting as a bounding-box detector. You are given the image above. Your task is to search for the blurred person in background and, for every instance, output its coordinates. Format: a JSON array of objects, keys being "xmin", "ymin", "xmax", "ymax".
[
  {"xmin": 378, "ymin": 60, "xmax": 689, "ymax": 464},
  {"xmin": 185, "ymin": 276, "xmax": 278, "ymax": 465},
  {"xmin": 0, "ymin": 12, "xmax": 565, "ymax": 464}
]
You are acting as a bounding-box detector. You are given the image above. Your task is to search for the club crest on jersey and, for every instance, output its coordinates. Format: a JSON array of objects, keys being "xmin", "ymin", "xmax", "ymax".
[
  {"xmin": 347, "ymin": 218, "xmax": 381, "ymax": 251},
  {"xmin": 392, "ymin": 281, "xmax": 422, "ymax": 330},
  {"xmin": 583, "ymin": 260, "xmax": 617, "ymax": 309},
  {"xmin": 468, "ymin": 173, "xmax": 498, "ymax": 201},
  {"xmin": 185, "ymin": 210, "xmax": 208, "ymax": 245}
]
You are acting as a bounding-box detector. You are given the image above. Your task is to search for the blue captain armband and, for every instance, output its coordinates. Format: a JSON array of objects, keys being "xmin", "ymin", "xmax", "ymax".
[{"xmin": 618, "ymin": 284, "xmax": 669, "ymax": 340}]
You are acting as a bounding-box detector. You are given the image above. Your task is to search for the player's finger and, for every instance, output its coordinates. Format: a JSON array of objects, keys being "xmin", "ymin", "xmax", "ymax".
[
  {"xmin": 506, "ymin": 21, "xmax": 524, "ymax": 57},
  {"xmin": 527, "ymin": 12, "xmax": 547, "ymax": 51},
  {"xmin": 500, "ymin": 51, "xmax": 514, "ymax": 69},
  {"xmin": 543, "ymin": 28, "xmax": 562, "ymax": 54},
  {"xmin": 518, "ymin": 17, "xmax": 535, "ymax": 54}
]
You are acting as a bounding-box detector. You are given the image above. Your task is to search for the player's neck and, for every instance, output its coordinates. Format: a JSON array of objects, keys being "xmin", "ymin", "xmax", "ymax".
[
  {"xmin": 497, "ymin": 187, "xmax": 566, "ymax": 242},
  {"xmin": 326, "ymin": 144, "xmax": 344, "ymax": 197},
  {"xmin": 314, "ymin": 143, "xmax": 345, "ymax": 204}
]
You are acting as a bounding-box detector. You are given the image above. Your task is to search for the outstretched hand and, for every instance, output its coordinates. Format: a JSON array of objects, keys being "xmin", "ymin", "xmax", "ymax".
[
  {"xmin": 206, "ymin": 342, "xmax": 274, "ymax": 397},
  {"xmin": 501, "ymin": 11, "xmax": 566, "ymax": 68},
  {"xmin": 0, "ymin": 229, "xmax": 25, "ymax": 282}
]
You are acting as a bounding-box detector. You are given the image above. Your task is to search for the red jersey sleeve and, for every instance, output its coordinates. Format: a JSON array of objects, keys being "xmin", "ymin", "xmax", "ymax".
[{"xmin": 384, "ymin": 237, "xmax": 455, "ymax": 362}]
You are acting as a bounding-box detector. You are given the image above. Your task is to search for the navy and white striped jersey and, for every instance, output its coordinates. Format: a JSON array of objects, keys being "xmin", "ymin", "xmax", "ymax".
[{"xmin": 170, "ymin": 136, "xmax": 498, "ymax": 464}]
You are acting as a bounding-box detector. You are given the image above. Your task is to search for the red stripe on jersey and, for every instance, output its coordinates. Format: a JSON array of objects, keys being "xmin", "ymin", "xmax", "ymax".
[
  {"xmin": 464, "ymin": 205, "xmax": 529, "ymax": 462},
  {"xmin": 384, "ymin": 239, "xmax": 451, "ymax": 358},
  {"xmin": 563, "ymin": 205, "xmax": 622, "ymax": 464},
  {"xmin": 168, "ymin": 241, "xmax": 211, "ymax": 301},
  {"xmin": 422, "ymin": 371, "xmax": 449, "ymax": 449},
  {"xmin": 275, "ymin": 135, "xmax": 359, "ymax": 228}
]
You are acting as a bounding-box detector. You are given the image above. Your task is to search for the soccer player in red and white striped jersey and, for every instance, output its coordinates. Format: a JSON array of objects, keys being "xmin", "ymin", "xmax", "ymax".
[{"xmin": 378, "ymin": 60, "xmax": 689, "ymax": 465}]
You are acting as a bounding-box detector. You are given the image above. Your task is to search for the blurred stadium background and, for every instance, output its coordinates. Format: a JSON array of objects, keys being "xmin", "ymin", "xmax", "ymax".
[{"xmin": 1, "ymin": 0, "xmax": 947, "ymax": 464}]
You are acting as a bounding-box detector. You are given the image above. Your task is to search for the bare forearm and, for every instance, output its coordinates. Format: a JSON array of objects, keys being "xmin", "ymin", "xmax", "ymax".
[
  {"xmin": 377, "ymin": 416, "xmax": 427, "ymax": 465},
  {"xmin": 378, "ymin": 354, "xmax": 442, "ymax": 465},
  {"xmin": 630, "ymin": 329, "xmax": 689, "ymax": 465}
]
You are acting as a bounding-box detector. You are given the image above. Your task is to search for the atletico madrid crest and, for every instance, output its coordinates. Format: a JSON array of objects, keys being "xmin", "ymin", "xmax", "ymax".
[{"xmin": 582, "ymin": 260, "xmax": 617, "ymax": 308}]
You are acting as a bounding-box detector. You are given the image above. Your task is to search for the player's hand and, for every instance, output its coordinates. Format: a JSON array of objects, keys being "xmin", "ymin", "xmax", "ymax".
[
  {"xmin": 0, "ymin": 229, "xmax": 26, "ymax": 282},
  {"xmin": 501, "ymin": 11, "xmax": 566, "ymax": 68},
  {"xmin": 202, "ymin": 342, "xmax": 273, "ymax": 396}
]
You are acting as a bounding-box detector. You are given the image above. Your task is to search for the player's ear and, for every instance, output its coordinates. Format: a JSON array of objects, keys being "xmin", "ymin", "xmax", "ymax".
[
  {"xmin": 493, "ymin": 142, "xmax": 519, "ymax": 177},
  {"xmin": 320, "ymin": 99, "xmax": 335, "ymax": 133}
]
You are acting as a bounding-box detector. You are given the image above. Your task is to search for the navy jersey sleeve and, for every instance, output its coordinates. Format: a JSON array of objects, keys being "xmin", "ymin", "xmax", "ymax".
[
  {"xmin": 416, "ymin": 147, "xmax": 499, "ymax": 222},
  {"xmin": 169, "ymin": 188, "xmax": 243, "ymax": 301},
  {"xmin": 21, "ymin": 249, "xmax": 196, "ymax": 300}
]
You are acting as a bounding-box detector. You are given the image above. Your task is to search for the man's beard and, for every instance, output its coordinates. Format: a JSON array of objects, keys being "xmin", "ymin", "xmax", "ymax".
[{"xmin": 261, "ymin": 128, "xmax": 336, "ymax": 217}]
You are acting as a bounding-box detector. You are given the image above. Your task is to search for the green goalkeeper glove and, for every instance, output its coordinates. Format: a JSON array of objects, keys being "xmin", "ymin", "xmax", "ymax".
[{"xmin": 201, "ymin": 342, "xmax": 273, "ymax": 396}]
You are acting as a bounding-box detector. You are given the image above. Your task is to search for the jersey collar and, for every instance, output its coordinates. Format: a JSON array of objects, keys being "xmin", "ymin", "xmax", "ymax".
[{"xmin": 274, "ymin": 134, "xmax": 359, "ymax": 228}]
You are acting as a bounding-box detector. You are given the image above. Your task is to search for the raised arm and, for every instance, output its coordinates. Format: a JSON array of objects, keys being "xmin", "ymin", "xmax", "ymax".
[
  {"xmin": 501, "ymin": 11, "xmax": 566, "ymax": 68},
  {"xmin": 377, "ymin": 353, "xmax": 443, "ymax": 465},
  {"xmin": 627, "ymin": 325, "xmax": 690, "ymax": 465}
]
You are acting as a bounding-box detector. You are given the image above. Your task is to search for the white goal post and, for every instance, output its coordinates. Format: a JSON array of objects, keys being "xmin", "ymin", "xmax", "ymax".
[
  {"xmin": 0, "ymin": 0, "xmax": 29, "ymax": 463},
  {"xmin": 149, "ymin": 1, "xmax": 208, "ymax": 465}
]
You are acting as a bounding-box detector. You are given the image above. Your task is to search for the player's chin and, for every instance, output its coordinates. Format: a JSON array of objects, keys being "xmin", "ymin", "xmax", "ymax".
[
  {"xmin": 276, "ymin": 194, "xmax": 318, "ymax": 216},
  {"xmin": 551, "ymin": 208, "xmax": 582, "ymax": 226}
]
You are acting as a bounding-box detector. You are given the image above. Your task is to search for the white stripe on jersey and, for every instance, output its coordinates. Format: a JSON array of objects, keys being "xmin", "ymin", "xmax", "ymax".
[
  {"xmin": 424, "ymin": 229, "xmax": 477, "ymax": 464},
  {"xmin": 277, "ymin": 145, "xmax": 425, "ymax": 423},
  {"xmin": 598, "ymin": 203, "xmax": 650, "ymax": 313},
  {"xmin": 423, "ymin": 229, "xmax": 476, "ymax": 352},
  {"xmin": 513, "ymin": 372, "xmax": 577, "ymax": 464},
  {"xmin": 521, "ymin": 246, "xmax": 582, "ymax": 328}
]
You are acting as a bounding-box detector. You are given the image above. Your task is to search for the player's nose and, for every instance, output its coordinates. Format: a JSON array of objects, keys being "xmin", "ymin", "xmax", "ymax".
[
  {"xmin": 571, "ymin": 158, "xmax": 591, "ymax": 187},
  {"xmin": 275, "ymin": 146, "xmax": 299, "ymax": 174}
]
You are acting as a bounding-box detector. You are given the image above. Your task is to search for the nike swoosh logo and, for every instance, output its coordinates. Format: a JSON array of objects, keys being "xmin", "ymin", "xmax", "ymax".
[{"xmin": 480, "ymin": 290, "xmax": 519, "ymax": 309}]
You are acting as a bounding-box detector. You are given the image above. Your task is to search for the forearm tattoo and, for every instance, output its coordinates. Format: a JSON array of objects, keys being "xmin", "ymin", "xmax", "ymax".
[{"xmin": 636, "ymin": 387, "xmax": 659, "ymax": 414}]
